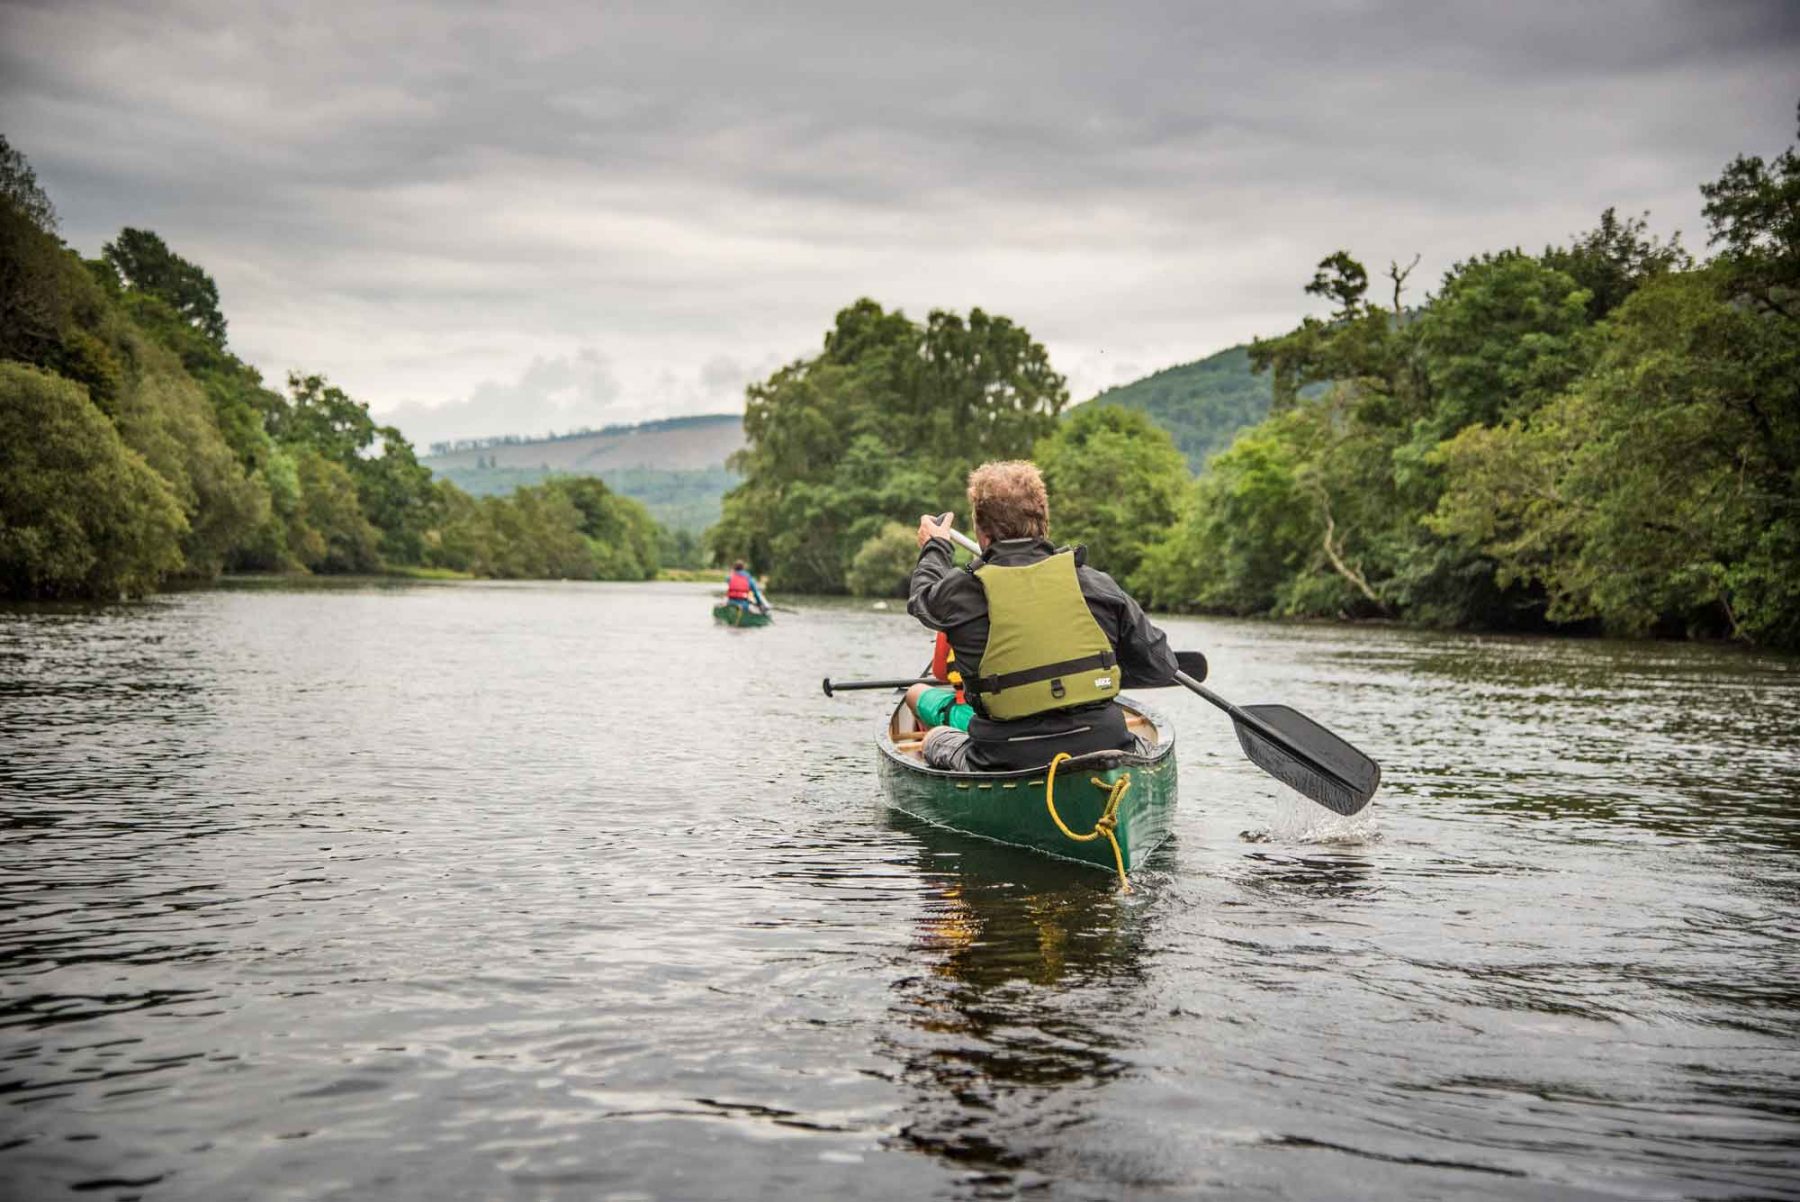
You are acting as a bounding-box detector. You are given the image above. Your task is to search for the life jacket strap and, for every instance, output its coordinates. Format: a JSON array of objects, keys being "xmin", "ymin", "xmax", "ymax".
[{"xmin": 978, "ymin": 649, "xmax": 1116, "ymax": 698}]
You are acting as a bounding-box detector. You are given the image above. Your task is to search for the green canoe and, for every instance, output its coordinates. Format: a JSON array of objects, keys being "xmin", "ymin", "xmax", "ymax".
[
  {"xmin": 713, "ymin": 603, "xmax": 772, "ymax": 627},
  {"xmin": 877, "ymin": 696, "xmax": 1177, "ymax": 882}
]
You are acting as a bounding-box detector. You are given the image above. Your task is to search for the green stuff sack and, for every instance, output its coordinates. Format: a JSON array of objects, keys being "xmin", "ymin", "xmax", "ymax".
[{"xmin": 973, "ymin": 551, "xmax": 1119, "ymax": 720}]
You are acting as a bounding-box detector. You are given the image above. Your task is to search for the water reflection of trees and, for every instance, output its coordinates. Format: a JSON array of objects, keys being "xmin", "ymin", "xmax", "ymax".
[{"xmin": 878, "ymin": 817, "xmax": 1162, "ymax": 1190}]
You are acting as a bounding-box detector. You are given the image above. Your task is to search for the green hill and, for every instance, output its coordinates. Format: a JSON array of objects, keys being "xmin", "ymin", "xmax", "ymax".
[
  {"xmin": 1083, "ymin": 344, "xmax": 1273, "ymax": 472},
  {"xmin": 422, "ymin": 414, "xmax": 743, "ymax": 532}
]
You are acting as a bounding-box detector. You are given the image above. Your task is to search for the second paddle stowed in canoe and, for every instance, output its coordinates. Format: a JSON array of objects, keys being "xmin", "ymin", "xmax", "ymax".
[{"xmin": 876, "ymin": 695, "xmax": 1177, "ymax": 882}]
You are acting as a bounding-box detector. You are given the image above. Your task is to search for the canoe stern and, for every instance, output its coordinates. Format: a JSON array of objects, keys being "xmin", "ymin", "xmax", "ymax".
[{"xmin": 877, "ymin": 703, "xmax": 1177, "ymax": 874}]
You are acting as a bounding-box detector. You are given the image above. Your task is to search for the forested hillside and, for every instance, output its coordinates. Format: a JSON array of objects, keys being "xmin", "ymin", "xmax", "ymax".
[
  {"xmin": 1083, "ymin": 344, "xmax": 1273, "ymax": 471},
  {"xmin": 0, "ymin": 136, "xmax": 665, "ymax": 597}
]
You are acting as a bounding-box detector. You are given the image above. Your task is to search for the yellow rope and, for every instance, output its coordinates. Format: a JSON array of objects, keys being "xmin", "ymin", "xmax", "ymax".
[{"xmin": 1043, "ymin": 751, "xmax": 1134, "ymax": 892}]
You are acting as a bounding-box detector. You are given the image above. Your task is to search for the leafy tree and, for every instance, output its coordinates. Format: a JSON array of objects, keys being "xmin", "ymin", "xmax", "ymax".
[
  {"xmin": 1700, "ymin": 102, "xmax": 1800, "ymax": 319},
  {"xmin": 0, "ymin": 188, "xmax": 84, "ymax": 368},
  {"xmin": 1425, "ymin": 114, "xmax": 1800, "ymax": 648},
  {"xmin": 1163, "ymin": 240, "xmax": 1608, "ymax": 628},
  {"xmin": 1036, "ymin": 404, "xmax": 1186, "ymax": 584},
  {"xmin": 355, "ymin": 428, "xmax": 438, "ymax": 565},
  {"xmin": 846, "ymin": 522, "xmax": 919, "ymax": 598},
  {"xmin": 271, "ymin": 372, "xmax": 378, "ymax": 462},
  {"xmin": 292, "ymin": 448, "xmax": 381, "ymax": 573},
  {"xmin": 546, "ymin": 476, "xmax": 661, "ymax": 579},
  {"xmin": 422, "ymin": 479, "xmax": 486, "ymax": 573},
  {"xmin": 1133, "ymin": 408, "xmax": 1327, "ymax": 614},
  {"xmin": 0, "ymin": 143, "xmax": 679, "ymax": 595},
  {"xmin": 230, "ymin": 444, "xmax": 309, "ymax": 571},
  {"xmin": 1542, "ymin": 207, "xmax": 1690, "ymax": 322},
  {"xmin": 473, "ymin": 487, "xmax": 592, "ymax": 580},
  {"xmin": 0, "ymin": 183, "xmax": 268, "ymax": 584},
  {"xmin": 1414, "ymin": 251, "xmax": 1593, "ymax": 438},
  {"xmin": 1251, "ymin": 252, "xmax": 1418, "ymax": 413},
  {"xmin": 659, "ymin": 525, "xmax": 705, "ymax": 570},
  {"xmin": 713, "ymin": 299, "xmax": 1064, "ymax": 591},
  {"xmin": 0, "ymin": 134, "xmax": 57, "ymax": 233},
  {"xmin": 0, "ymin": 362, "xmax": 186, "ymax": 597},
  {"xmin": 98, "ymin": 254, "xmax": 276, "ymax": 471},
  {"xmin": 1307, "ymin": 250, "xmax": 1370, "ymax": 319},
  {"xmin": 416, "ymin": 478, "xmax": 664, "ymax": 582},
  {"xmin": 102, "ymin": 227, "xmax": 227, "ymax": 345},
  {"xmin": 266, "ymin": 373, "xmax": 445, "ymax": 571},
  {"xmin": 1432, "ymin": 265, "xmax": 1799, "ymax": 645},
  {"xmin": 112, "ymin": 355, "xmax": 267, "ymax": 576}
]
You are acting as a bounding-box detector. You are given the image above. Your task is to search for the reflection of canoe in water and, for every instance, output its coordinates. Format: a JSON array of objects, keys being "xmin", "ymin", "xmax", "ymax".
[
  {"xmin": 877, "ymin": 696, "xmax": 1176, "ymax": 878},
  {"xmin": 712, "ymin": 604, "xmax": 771, "ymax": 627}
]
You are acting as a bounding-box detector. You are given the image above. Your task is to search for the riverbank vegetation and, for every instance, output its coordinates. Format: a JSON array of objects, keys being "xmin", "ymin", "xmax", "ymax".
[
  {"xmin": 719, "ymin": 115, "xmax": 1797, "ymax": 652},
  {"xmin": 0, "ymin": 136, "xmax": 662, "ymax": 598},
  {"xmin": 1133, "ymin": 117, "xmax": 1799, "ymax": 651},
  {"xmin": 7, "ymin": 110, "xmax": 1795, "ymax": 653}
]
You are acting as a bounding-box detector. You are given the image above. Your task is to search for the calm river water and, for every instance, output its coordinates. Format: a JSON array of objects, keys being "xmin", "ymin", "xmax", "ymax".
[{"xmin": 2, "ymin": 580, "xmax": 1796, "ymax": 1200}]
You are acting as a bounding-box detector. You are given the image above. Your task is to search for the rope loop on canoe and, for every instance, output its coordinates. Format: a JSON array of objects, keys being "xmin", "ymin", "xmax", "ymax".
[{"xmin": 1043, "ymin": 752, "xmax": 1134, "ymax": 892}]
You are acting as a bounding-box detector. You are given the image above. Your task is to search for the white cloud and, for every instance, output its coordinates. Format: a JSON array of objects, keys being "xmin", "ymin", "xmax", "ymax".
[{"xmin": 376, "ymin": 349, "xmax": 622, "ymax": 446}]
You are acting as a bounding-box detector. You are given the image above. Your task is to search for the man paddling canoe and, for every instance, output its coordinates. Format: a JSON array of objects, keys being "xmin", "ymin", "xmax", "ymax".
[
  {"xmin": 724, "ymin": 560, "xmax": 769, "ymax": 615},
  {"xmin": 903, "ymin": 460, "xmax": 1184, "ymax": 772}
]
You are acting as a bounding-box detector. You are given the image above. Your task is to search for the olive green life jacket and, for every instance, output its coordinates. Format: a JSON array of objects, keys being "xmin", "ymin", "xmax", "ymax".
[{"xmin": 972, "ymin": 550, "xmax": 1119, "ymax": 721}]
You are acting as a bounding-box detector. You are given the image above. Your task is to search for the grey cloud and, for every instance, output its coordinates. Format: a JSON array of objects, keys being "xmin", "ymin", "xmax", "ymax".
[{"xmin": 3, "ymin": 0, "xmax": 1795, "ymax": 443}]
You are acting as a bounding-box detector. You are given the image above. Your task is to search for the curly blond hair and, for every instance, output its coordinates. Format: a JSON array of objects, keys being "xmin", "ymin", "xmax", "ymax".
[{"xmin": 968, "ymin": 460, "xmax": 1049, "ymax": 542}]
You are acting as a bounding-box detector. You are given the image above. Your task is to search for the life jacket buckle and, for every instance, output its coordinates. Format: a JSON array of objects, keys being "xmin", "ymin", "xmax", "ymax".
[{"xmin": 1050, "ymin": 678, "xmax": 1066, "ymax": 699}]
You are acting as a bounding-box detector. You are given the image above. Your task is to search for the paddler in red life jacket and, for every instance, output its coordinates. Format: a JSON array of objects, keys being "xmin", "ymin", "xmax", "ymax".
[
  {"xmin": 903, "ymin": 460, "xmax": 1182, "ymax": 772},
  {"xmin": 724, "ymin": 560, "xmax": 768, "ymax": 614}
]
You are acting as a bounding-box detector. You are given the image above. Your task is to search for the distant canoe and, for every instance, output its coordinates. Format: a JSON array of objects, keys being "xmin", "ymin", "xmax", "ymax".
[
  {"xmin": 877, "ymin": 696, "xmax": 1176, "ymax": 878},
  {"xmin": 713, "ymin": 604, "xmax": 772, "ymax": 628}
]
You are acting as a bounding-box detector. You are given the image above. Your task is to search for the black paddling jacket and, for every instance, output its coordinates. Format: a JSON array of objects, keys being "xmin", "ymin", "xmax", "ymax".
[{"xmin": 907, "ymin": 536, "xmax": 1182, "ymax": 769}]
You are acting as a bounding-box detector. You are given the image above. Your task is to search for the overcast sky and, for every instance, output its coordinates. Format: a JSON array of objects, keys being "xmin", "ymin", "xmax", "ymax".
[{"xmin": 4, "ymin": 1, "xmax": 1796, "ymax": 447}]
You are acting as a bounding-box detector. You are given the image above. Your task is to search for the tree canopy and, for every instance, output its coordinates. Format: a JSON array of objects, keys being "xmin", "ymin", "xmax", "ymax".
[
  {"xmin": 1138, "ymin": 109, "xmax": 1800, "ymax": 651},
  {"xmin": 711, "ymin": 299, "xmax": 1066, "ymax": 592},
  {"xmin": 1035, "ymin": 404, "xmax": 1186, "ymax": 586}
]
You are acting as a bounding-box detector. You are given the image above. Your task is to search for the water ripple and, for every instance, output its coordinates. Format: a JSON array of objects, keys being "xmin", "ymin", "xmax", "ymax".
[{"xmin": 1, "ymin": 586, "xmax": 1796, "ymax": 1199}]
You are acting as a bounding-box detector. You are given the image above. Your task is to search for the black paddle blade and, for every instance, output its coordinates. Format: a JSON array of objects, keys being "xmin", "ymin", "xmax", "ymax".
[
  {"xmin": 1175, "ymin": 650, "xmax": 1208, "ymax": 682},
  {"xmin": 1233, "ymin": 704, "xmax": 1381, "ymax": 816}
]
